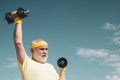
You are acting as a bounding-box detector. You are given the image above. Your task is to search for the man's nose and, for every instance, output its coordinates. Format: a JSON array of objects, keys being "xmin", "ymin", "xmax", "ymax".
[{"xmin": 43, "ymin": 50, "xmax": 48, "ymax": 54}]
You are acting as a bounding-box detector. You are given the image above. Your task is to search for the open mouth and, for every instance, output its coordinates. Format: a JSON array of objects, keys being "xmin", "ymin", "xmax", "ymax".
[{"xmin": 42, "ymin": 55, "xmax": 47, "ymax": 57}]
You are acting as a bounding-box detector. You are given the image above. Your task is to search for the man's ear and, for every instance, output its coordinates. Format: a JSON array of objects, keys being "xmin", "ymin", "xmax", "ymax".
[{"xmin": 30, "ymin": 48, "xmax": 34, "ymax": 53}]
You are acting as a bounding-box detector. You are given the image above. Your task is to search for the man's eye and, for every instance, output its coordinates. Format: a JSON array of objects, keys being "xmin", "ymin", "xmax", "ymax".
[
  {"xmin": 39, "ymin": 48, "xmax": 48, "ymax": 50},
  {"xmin": 39, "ymin": 48, "xmax": 44, "ymax": 50}
]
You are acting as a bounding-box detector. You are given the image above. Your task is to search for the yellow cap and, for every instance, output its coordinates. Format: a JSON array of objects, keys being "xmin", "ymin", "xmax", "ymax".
[{"xmin": 30, "ymin": 41, "xmax": 48, "ymax": 49}]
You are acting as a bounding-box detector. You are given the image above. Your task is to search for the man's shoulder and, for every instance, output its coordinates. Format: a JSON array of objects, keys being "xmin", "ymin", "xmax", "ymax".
[{"xmin": 46, "ymin": 62, "xmax": 53, "ymax": 65}]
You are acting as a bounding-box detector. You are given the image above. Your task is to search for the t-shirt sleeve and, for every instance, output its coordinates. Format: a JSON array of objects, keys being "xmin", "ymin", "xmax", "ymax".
[
  {"xmin": 17, "ymin": 55, "xmax": 29, "ymax": 71},
  {"xmin": 48, "ymin": 63, "xmax": 59, "ymax": 80}
]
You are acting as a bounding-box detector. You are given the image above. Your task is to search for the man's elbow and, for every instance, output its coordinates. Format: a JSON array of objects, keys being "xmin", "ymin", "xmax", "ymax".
[{"xmin": 14, "ymin": 39, "xmax": 23, "ymax": 46}]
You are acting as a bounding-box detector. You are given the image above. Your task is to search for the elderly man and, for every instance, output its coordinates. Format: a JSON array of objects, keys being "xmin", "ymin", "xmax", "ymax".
[{"xmin": 13, "ymin": 13, "xmax": 66, "ymax": 80}]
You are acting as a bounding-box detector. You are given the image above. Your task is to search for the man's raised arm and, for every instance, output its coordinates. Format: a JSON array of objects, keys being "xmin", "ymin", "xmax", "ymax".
[{"xmin": 13, "ymin": 16, "xmax": 27, "ymax": 65}]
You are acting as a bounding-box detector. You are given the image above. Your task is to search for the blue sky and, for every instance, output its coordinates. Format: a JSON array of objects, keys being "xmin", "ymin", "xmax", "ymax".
[{"xmin": 0, "ymin": 0, "xmax": 120, "ymax": 80}]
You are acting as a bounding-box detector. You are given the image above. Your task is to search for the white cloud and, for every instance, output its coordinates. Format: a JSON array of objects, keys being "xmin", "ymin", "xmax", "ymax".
[
  {"xmin": 113, "ymin": 37, "xmax": 120, "ymax": 46},
  {"xmin": 76, "ymin": 48, "xmax": 120, "ymax": 65},
  {"xmin": 76, "ymin": 48, "xmax": 109, "ymax": 58},
  {"xmin": 105, "ymin": 75, "xmax": 120, "ymax": 80},
  {"xmin": 76, "ymin": 48, "xmax": 120, "ymax": 80},
  {"xmin": 3, "ymin": 57, "xmax": 17, "ymax": 68},
  {"xmin": 104, "ymin": 54, "xmax": 120, "ymax": 64},
  {"xmin": 113, "ymin": 31, "xmax": 120, "ymax": 36},
  {"xmin": 103, "ymin": 22, "xmax": 120, "ymax": 46},
  {"xmin": 76, "ymin": 22, "xmax": 120, "ymax": 80},
  {"xmin": 5, "ymin": 61, "xmax": 17, "ymax": 68},
  {"xmin": 103, "ymin": 23, "xmax": 120, "ymax": 31}
]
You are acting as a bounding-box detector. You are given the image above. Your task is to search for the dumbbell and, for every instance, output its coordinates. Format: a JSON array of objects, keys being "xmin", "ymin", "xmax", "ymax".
[
  {"xmin": 57, "ymin": 57, "xmax": 68, "ymax": 68},
  {"xmin": 5, "ymin": 8, "xmax": 29, "ymax": 24}
]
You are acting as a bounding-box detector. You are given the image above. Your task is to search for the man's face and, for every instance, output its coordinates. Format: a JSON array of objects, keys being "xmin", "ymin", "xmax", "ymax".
[{"xmin": 32, "ymin": 45, "xmax": 48, "ymax": 63}]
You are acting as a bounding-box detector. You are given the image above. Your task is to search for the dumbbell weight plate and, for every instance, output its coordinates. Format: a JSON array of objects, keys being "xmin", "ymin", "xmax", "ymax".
[
  {"xmin": 17, "ymin": 8, "xmax": 29, "ymax": 19},
  {"xmin": 5, "ymin": 12, "xmax": 14, "ymax": 24},
  {"xmin": 57, "ymin": 57, "xmax": 68, "ymax": 68}
]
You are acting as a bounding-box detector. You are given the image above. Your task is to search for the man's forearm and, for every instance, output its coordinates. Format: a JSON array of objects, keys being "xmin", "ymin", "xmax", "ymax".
[
  {"xmin": 14, "ymin": 23, "xmax": 22, "ymax": 43},
  {"xmin": 59, "ymin": 70, "xmax": 66, "ymax": 80}
]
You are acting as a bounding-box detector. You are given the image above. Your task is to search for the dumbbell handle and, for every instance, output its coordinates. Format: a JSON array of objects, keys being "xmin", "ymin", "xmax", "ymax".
[
  {"xmin": 24, "ymin": 9, "xmax": 29, "ymax": 14},
  {"xmin": 11, "ymin": 11, "xmax": 18, "ymax": 18},
  {"xmin": 11, "ymin": 11, "xmax": 17, "ymax": 14}
]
